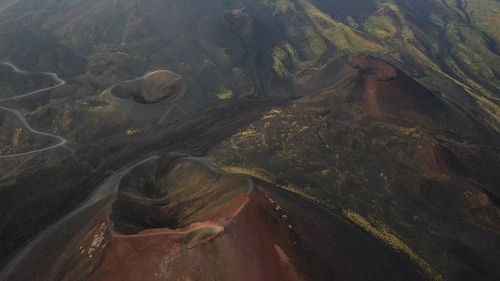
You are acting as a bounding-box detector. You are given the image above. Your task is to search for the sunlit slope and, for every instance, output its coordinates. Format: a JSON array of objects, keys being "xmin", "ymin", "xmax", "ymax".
[
  {"xmin": 2, "ymin": 0, "xmax": 499, "ymax": 100},
  {"xmin": 209, "ymin": 55, "xmax": 500, "ymax": 281},
  {"xmin": 0, "ymin": 0, "xmax": 498, "ymax": 134}
]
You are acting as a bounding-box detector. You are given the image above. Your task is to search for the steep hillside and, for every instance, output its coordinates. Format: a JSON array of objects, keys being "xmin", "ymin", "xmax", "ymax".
[
  {"xmin": 208, "ymin": 55, "xmax": 500, "ymax": 281},
  {"xmin": 1, "ymin": 156, "xmax": 425, "ymax": 281},
  {"xmin": 0, "ymin": 1, "xmax": 499, "ymax": 280}
]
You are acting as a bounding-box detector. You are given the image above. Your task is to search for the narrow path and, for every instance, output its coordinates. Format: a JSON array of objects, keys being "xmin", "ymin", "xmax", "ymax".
[
  {"xmin": 156, "ymin": 92, "xmax": 189, "ymax": 125},
  {"xmin": 157, "ymin": 101, "xmax": 181, "ymax": 125},
  {"xmin": 0, "ymin": 62, "xmax": 72, "ymax": 158},
  {"xmin": 0, "ymin": 0, "xmax": 21, "ymax": 14},
  {"xmin": 0, "ymin": 153, "xmax": 37, "ymax": 181},
  {"xmin": 0, "ymin": 154, "xmax": 160, "ymax": 280},
  {"xmin": 0, "ymin": 62, "xmax": 66, "ymax": 103}
]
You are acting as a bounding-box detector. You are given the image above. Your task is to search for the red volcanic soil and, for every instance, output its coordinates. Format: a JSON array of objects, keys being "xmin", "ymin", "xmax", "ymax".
[
  {"xmin": 2, "ymin": 158, "xmax": 424, "ymax": 281},
  {"xmin": 303, "ymin": 55, "xmax": 447, "ymax": 126},
  {"xmin": 413, "ymin": 141, "xmax": 499, "ymax": 230},
  {"xmin": 463, "ymin": 189, "xmax": 500, "ymax": 231},
  {"xmin": 415, "ymin": 140, "xmax": 466, "ymax": 178},
  {"xmin": 69, "ymin": 186, "xmax": 422, "ymax": 281},
  {"xmin": 347, "ymin": 55, "xmax": 445, "ymax": 124}
]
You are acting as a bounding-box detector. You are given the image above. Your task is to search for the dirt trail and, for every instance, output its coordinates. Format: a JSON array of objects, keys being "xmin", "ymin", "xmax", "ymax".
[
  {"xmin": 0, "ymin": 154, "xmax": 160, "ymax": 280},
  {"xmin": 0, "ymin": 0, "xmax": 21, "ymax": 14}
]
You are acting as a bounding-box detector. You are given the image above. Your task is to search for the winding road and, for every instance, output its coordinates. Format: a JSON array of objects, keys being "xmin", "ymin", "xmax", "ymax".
[{"xmin": 0, "ymin": 62, "xmax": 72, "ymax": 159}]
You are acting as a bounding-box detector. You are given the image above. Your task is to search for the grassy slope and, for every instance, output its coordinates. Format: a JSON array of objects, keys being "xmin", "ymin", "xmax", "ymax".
[{"xmin": 263, "ymin": 0, "xmax": 500, "ymax": 131}]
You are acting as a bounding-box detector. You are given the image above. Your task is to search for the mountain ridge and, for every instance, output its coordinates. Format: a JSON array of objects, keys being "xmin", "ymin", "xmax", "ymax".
[{"xmin": 0, "ymin": 1, "xmax": 499, "ymax": 280}]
